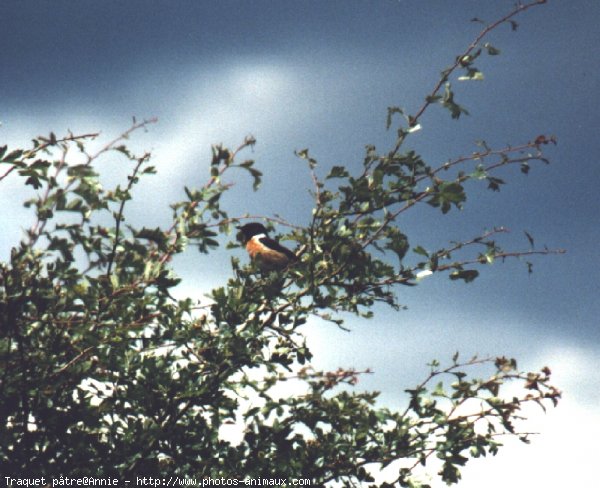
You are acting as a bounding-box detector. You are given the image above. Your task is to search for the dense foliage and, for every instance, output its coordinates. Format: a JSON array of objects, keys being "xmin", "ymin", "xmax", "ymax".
[{"xmin": 0, "ymin": 1, "xmax": 561, "ymax": 485}]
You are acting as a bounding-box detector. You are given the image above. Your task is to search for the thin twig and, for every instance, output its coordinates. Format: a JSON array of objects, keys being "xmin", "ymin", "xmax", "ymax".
[
  {"xmin": 389, "ymin": 0, "xmax": 548, "ymax": 158},
  {"xmin": 105, "ymin": 152, "xmax": 151, "ymax": 279}
]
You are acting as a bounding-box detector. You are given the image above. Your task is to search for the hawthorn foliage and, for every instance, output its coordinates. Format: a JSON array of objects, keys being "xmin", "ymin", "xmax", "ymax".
[{"xmin": 0, "ymin": 1, "xmax": 561, "ymax": 485}]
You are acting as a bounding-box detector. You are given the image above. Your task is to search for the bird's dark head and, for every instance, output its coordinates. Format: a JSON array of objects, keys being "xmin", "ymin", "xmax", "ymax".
[{"xmin": 237, "ymin": 222, "xmax": 269, "ymax": 241}]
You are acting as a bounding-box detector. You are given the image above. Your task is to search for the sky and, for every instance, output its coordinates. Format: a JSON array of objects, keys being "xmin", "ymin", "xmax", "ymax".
[{"xmin": 1, "ymin": 0, "xmax": 599, "ymax": 485}]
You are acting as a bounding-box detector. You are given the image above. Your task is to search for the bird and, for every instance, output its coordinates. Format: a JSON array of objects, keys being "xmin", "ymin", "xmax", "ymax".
[{"xmin": 236, "ymin": 222, "xmax": 297, "ymax": 271}]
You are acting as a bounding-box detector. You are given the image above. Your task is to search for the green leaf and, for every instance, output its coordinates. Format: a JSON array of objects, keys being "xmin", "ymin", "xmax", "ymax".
[
  {"xmin": 385, "ymin": 230, "xmax": 409, "ymax": 261},
  {"xmin": 458, "ymin": 68, "xmax": 485, "ymax": 81},
  {"xmin": 4, "ymin": 149, "xmax": 24, "ymax": 162},
  {"xmin": 326, "ymin": 166, "xmax": 349, "ymax": 179},
  {"xmin": 484, "ymin": 43, "xmax": 501, "ymax": 55},
  {"xmin": 471, "ymin": 164, "xmax": 487, "ymax": 179},
  {"xmin": 524, "ymin": 231, "xmax": 535, "ymax": 248},
  {"xmin": 441, "ymin": 83, "xmax": 470, "ymax": 119},
  {"xmin": 413, "ymin": 246, "xmax": 429, "ymax": 257},
  {"xmin": 449, "ymin": 269, "xmax": 479, "ymax": 283},
  {"xmin": 386, "ymin": 106, "xmax": 405, "ymax": 130},
  {"xmin": 109, "ymin": 273, "xmax": 119, "ymax": 289},
  {"xmin": 487, "ymin": 176, "xmax": 505, "ymax": 192},
  {"xmin": 427, "ymin": 181, "xmax": 466, "ymax": 213},
  {"xmin": 248, "ymin": 167, "xmax": 262, "ymax": 191},
  {"xmin": 526, "ymin": 261, "xmax": 533, "ymax": 274},
  {"xmin": 114, "ymin": 144, "xmax": 133, "ymax": 159},
  {"xmin": 135, "ymin": 227, "xmax": 168, "ymax": 249},
  {"xmin": 432, "ymin": 382, "xmax": 446, "ymax": 397},
  {"xmin": 65, "ymin": 198, "xmax": 86, "ymax": 213}
]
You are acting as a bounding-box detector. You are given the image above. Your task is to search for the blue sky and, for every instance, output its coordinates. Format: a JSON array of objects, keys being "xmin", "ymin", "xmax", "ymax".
[{"xmin": 1, "ymin": 1, "xmax": 599, "ymax": 485}]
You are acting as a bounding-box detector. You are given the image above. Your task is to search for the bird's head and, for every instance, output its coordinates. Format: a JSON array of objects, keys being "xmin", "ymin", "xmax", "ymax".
[{"xmin": 237, "ymin": 222, "xmax": 269, "ymax": 241}]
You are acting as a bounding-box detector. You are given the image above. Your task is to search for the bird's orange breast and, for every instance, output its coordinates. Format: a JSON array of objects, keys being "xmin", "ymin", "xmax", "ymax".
[{"xmin": 246, "ymin": 237, "xmax": 290, "ymax": 270}]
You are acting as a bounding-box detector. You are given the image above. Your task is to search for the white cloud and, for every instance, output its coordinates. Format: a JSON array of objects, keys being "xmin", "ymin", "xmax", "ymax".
[{"xmin": 147, "ymin": 61, "xmax": 302, "ymax": 168}]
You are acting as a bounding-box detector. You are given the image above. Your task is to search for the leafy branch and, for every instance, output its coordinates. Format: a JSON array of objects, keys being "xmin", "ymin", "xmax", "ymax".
[{"xmin": 388, "ymin": 0, "xmax": 548, "ymax": 155}]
